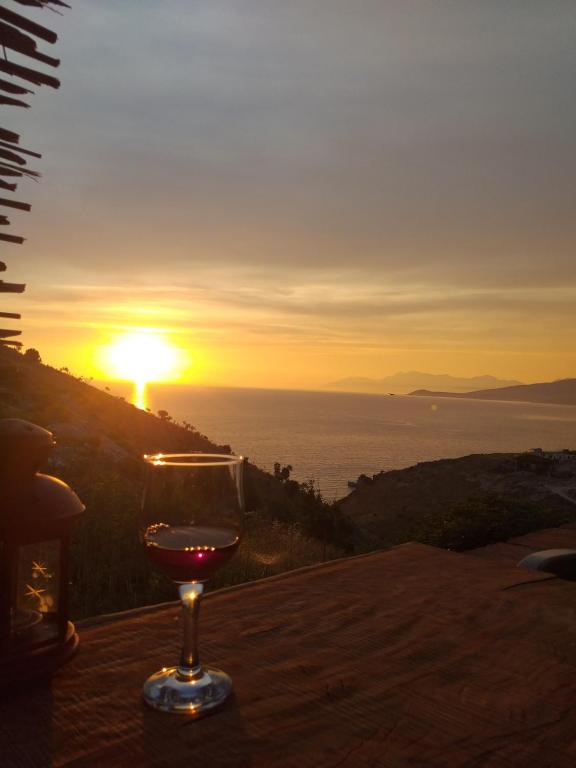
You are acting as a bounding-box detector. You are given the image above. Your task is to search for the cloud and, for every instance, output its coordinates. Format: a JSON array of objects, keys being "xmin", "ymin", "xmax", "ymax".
[{"xmin": 7, "ymin": 0, "xmax": 576, "ymax": 380}]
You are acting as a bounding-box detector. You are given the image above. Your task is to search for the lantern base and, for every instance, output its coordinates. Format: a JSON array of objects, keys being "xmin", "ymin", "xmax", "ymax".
[{"xmin": 1, "ymin": 621, "xmax": 79, "ymax": 688}]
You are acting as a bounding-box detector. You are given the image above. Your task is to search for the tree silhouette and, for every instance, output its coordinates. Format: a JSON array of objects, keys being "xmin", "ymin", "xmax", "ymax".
[{"xmin": 23, "ymin": 347, "xmax": 41, "ymax": 363}]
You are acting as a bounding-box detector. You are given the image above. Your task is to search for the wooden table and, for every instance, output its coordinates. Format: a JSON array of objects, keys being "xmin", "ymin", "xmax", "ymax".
[{"xmin": 3, "ymin": 542, "xmax": 576, "ymax": 767}]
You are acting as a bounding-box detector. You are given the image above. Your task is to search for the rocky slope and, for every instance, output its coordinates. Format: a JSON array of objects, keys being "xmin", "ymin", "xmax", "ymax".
[{"xmin": 336, "ymin": 453, "xmax": 576, "ymax": 550}]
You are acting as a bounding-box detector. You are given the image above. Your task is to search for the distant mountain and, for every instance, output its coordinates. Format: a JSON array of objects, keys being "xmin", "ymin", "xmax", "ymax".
[
  {"xmin": 327, "ymin": 371, "xmax": 522, "ymax": 395},
  {"xmin": 410, "ymin": 378, "xmax": 576, "ymax": 406}
]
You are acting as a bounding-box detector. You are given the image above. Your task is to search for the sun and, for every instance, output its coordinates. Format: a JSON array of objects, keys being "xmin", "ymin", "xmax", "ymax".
[{"xmin": 103, "ymin": 331, "xmax": 182, "ymax": 386}]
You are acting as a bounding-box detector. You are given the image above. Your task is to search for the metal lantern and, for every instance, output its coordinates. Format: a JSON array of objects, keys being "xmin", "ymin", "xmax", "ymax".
[{"xmin": 0, "ymin": 419, "xmax": 84, "ymax": 684}]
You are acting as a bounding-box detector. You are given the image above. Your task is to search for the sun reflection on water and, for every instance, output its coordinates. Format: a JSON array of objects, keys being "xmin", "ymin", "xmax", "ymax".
[{"xmin": 133, "ymin": 380, "xmax": 148, "ymax": 410}]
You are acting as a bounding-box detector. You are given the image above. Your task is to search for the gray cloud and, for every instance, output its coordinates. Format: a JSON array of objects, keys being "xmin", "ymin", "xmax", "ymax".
[{"xmin": 5, "ymin": 0, "xmax": 576, "ymax": 370}]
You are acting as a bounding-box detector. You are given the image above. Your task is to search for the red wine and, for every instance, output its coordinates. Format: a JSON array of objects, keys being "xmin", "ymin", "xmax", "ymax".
[{"xmin": 143, "ymin": 525, "xmax": 240, "ymax": 582}]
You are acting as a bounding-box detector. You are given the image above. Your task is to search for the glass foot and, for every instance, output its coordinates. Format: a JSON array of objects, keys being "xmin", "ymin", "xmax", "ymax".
[{"xmin": 143, "ymin": 665, "xmax": 233, "ymax": 716}]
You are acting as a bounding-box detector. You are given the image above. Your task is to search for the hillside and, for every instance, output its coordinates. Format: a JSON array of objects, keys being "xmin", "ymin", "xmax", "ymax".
[
  {"xmin": 0, "ymin": 346, "xmax": 354, "ymax": 618},
  {"xmin": 410, "ymin": 378, "xmax": 576, "ymax": 406},
  {"xmin": 3, "ymin": 345, "xmax": 575, "ymax": 618},
  {"xmin": 336, "ymin": 453, "xmax": 576, "ymax": 550}
]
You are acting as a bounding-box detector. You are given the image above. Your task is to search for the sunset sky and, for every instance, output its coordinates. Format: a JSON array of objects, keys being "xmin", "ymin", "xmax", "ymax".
[{"xmin": 3, "ymin": 0, "xmax": 576, "ymax": 389}]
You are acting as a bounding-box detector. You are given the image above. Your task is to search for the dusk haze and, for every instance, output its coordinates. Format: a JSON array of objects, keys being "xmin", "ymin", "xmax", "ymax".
[
  {"xmin": 2, "ymin": 1, "xmax": 576, "ymax": 759},
  {"xmin": 3, "ymin": 0, "xmax": 575, "ymax": 390}
]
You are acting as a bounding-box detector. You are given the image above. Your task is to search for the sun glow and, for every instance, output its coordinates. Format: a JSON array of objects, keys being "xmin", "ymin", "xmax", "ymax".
[
  {"xmin": 104, "ymin": 331, "xmax": 180, "ymax": 383},
  {"xmin": 100, "ymin": 330, "xmax": 186, "ymax": 408}
]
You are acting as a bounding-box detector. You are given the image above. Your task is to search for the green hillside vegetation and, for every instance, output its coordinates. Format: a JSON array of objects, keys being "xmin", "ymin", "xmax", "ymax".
[
  {"xmin": 0, "ymin": 347, "xmax": 354, "ymax": 619},
  {"xmin": 336, "ymin": 453, "xmax": 576, "ymax": 550},
  {"xmin": 2, "ymin": 345, "xmax": 574, "ymax": 620}
]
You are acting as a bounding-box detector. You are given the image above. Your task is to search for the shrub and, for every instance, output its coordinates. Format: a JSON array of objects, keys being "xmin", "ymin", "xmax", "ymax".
[
  {"xmin": 409, "ymin": 493, "xmax": 571, "ymax": 551},
  {"xmin": 23, "ymin": 348, "xmax": 42, "ymax": 363}
]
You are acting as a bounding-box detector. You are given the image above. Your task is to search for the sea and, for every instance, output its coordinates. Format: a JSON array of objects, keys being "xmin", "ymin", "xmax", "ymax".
[{"xmin": 111, "ymin": 385, "xmax": 576, "ymax": 501}]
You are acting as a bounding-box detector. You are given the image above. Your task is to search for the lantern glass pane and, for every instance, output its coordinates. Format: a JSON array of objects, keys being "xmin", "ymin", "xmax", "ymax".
[{"xmin": 11, "ymin": 540, "xmax": 60, "ymax": 645}]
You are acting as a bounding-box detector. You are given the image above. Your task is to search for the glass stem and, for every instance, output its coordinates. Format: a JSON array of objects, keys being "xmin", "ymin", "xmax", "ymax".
[{"xmin": 178, "ymin": 582, "xmax": 205, "ymax": 675}]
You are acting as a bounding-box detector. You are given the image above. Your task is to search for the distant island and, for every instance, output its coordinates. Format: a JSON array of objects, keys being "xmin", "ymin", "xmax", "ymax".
[
  {"xmin": 328, "ymin": 371, "xmax": 522, "ymax": 395},
  {"xmin": 410, "ymin": 378, "xmax": 576, "ymax": 406}
]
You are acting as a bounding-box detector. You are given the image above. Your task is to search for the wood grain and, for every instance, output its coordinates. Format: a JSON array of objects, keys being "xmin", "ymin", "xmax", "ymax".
[
  {"xmin": 3, "ymin": 543, "xmax": 576, "ymax": 767},
  {"xmin": 469, "ymin": 524, "xmax": 576, "ymax": 569}
]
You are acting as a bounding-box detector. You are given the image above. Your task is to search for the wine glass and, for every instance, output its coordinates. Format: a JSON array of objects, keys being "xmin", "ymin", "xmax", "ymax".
[{"xmin": 140, "ymin": 453, "xmax": 244, "ymax": 716}]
